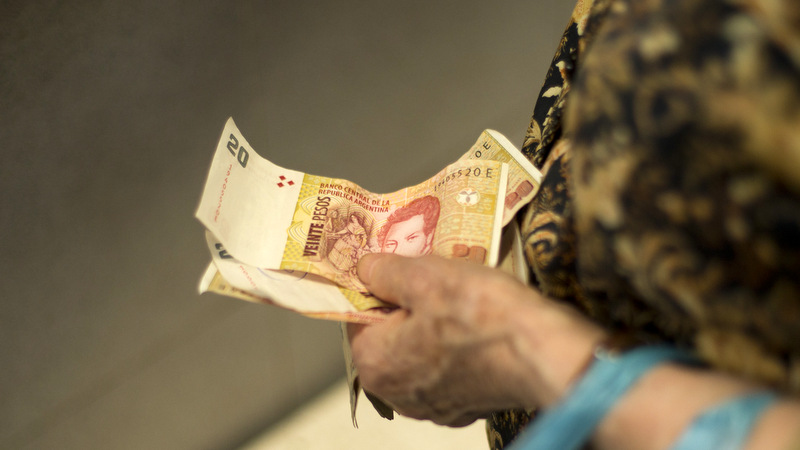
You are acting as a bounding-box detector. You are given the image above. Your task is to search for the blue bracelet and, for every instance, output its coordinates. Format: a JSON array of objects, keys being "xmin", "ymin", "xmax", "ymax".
[
  {"xmin": 509, "ymin": 345, "xmax": 698, "ymax": 450},
  {"xmin": 669, "ymin": 391, "xmax": 777, "ymax": 450}
]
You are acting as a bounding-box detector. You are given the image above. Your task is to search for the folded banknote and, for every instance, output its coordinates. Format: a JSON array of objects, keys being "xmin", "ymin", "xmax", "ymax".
[
  {"xmin": 197, "ymin": 118, "xmax": 511, "ymax": 294},
  {"xmin": 196, "ymin": 118, "xmax": 541, "ymax": 320}
]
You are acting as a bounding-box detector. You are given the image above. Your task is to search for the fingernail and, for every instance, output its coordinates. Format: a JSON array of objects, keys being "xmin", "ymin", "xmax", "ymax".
[{"xmin": 357, "ymin": 253, "xmax": 379, "ymax": 283}]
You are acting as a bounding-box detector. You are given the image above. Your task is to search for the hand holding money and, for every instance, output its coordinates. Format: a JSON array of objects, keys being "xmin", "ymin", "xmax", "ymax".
[{"xmin": 346, "ymin": 253, "xmax": 548, "ymax": 426}]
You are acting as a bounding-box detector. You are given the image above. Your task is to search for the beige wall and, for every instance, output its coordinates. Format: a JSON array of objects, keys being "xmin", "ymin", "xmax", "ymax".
[{"xmin": 0, "ymin": 1, "xmax": 574, "ymax": 448}]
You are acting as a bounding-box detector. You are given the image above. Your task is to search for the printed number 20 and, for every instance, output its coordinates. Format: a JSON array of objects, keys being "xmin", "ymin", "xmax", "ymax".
[
  {"xmin": 227, "ymin": 134, "xmax": 249, "ymax": 168},
  {"xmin": 215, "ymin": 243, "xmax": 232, "ymax": 259}
]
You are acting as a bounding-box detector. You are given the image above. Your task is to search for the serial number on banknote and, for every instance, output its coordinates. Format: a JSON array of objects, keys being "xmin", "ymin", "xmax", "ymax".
[{"xmin": 433, "ymin": 166, "xmax": 497, "ymax": 192}]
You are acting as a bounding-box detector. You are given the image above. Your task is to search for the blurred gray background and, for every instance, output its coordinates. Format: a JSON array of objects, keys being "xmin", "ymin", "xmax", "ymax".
[{"xmin": 0, "ymin": 1, "xmax": 573, "ymax": 448}]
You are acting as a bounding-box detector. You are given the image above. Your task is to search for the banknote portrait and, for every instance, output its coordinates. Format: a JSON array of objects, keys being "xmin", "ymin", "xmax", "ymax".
[
  {"xmin": 327, "ymin": 212, "xmax": 368, "ymax": 272},
  {"xmin": 378, "ymin": 195, "xmax": 440, "ymax": 257}
]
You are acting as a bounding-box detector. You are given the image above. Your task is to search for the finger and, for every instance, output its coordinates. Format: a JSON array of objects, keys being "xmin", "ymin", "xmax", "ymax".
[
  {"xmin": 345, "ymin": 315, "xmax": 404, "ymax": 346},
  {"xmin": 345, "ymin": 322, "xmax": 368, "ymax": 344},
  {"xmin": 346, "ymin": 310, "xmax": 410, "ymax": 382},
  {"xmin": 348, "ymin": 308, "xmax": 408, "ymax": 353},
  {"xmin": 357, "ymin": 253, "xmax": 450, "ymax": 309}
]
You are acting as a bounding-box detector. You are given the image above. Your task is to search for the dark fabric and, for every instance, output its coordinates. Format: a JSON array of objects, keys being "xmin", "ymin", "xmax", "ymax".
[{"xmin": 488, "ymin": 0, "xmax": 800, "ymax": 447}]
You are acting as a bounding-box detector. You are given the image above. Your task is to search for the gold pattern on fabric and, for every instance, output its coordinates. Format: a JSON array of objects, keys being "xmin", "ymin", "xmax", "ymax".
[{"xmin": 497, "ymin": 0, "xmax": 800, "ymax": 447}]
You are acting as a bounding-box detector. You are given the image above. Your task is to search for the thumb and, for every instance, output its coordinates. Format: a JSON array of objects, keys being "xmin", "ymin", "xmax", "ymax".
[{"xmin": 357, "ymin": 253, "xmax": 454, "ymax": 310}]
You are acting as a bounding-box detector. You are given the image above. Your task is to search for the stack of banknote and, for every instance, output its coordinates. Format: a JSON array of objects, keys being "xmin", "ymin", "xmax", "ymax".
[{"xmin": 195, "ymin": 118, "xmax": 542, "ymax": 324}]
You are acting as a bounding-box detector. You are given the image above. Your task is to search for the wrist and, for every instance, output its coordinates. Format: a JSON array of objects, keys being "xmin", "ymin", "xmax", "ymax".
[
  {"xmin": 595, "ymin": 363, "xmax": 764, "ymax": 450},
  {"xmin": 507, "ymin": 293, "xmax": 608, "ymax": 407},
  {"xmin": 511, "ymin": 346, "xmax": 700, "ymax": 450}
]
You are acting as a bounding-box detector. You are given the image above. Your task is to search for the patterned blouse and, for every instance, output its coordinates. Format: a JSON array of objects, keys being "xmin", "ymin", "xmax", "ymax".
[{"xmin": 488, "ymin": 0, "xmax": 800, "ymax": 447}]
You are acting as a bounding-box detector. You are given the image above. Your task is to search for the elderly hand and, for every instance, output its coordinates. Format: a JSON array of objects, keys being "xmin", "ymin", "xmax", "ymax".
[{"xmin": 347, "ymin": 253, "xmax": 606, "ymax": 426}]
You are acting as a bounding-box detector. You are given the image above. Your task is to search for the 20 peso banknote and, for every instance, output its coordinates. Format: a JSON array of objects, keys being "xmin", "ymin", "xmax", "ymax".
[{"xmin": 196, "ymin": 118, "xmax": 509, "ymax": 294}]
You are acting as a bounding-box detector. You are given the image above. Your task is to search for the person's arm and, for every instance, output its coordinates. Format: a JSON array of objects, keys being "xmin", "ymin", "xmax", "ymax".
[
  {"xmin": 348, "ymin": 253, "xmax": 800, "ymax": 448},
  {"xmin": 591, "ymin": 362, "xmax": 800, "ymax": 450}
]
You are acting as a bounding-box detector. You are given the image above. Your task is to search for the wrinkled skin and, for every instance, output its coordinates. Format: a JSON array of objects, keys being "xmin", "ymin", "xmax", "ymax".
[{"xmin": 347, "ymin": 253, "xmax": 604, "ymax": 426}]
